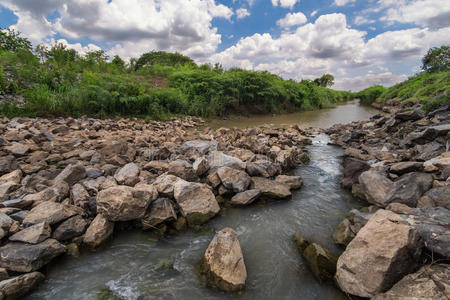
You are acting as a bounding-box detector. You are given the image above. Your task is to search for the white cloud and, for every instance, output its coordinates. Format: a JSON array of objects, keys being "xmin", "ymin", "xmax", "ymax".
[
  {"xmin": 277, "ymin": 12, "xmax": 307, "ymax": 28},
  {"xmin": 354, "ymin": 16, "xmax": 375, "ymax": 25},
  {"xmin": 236, "ymin": 8, "xmax": 250, "ymax": 19},
  {"xmin": 271, "ymin": 0, "xmax": 300, "ymax": 9},
  {"xmin": 334, "ymin": 0, "xmax": 357, "ymax": 6},
  {"xmin": 310, "ymin": 10, "xmax": 318, "ymax": 17},
  {"xmin": 335, "ymin": 72, "xmax": 408, "ymax": 91},
  {"xmin": 47, "ymin": 38, "xmax": 102, "ymax": 56}
]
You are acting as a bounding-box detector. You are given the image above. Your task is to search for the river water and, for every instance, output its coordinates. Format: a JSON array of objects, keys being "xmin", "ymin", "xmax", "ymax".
[{"xmin": 25, "ymin": 101, "xmax": 376, "ymax": 300}]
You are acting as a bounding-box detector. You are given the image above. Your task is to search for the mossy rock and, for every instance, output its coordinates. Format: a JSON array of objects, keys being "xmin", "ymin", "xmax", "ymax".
[{"xmin": 303, "ymin": 243, "xmax": 337, "ymax": 283}]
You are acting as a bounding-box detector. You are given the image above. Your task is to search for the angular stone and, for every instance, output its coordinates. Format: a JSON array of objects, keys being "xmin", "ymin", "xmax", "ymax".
[
  {"xmin": 52, "ymin": 215, "xmax": 88, "ymax": 241},
  {"xmin": 389, "ymin": 161, "xmax": 423, "ymax": 175},
  {"xmin": 9, "ymin": 222, "xmax": 51, "ymax": 244},
  {"xmin": 216, "ymin": 166, "xmax": 251, "ymax": 193},
  {"xmin": 193, "ymin": 157, "xmax": 210, "ymax": 176},
  {"xmin": 5, "ymin": 143, "xmax": 30, "ymax": 156},
  {"xmin": 275, "ymin": 175, "xmax": 303, "ymax": 189},
  {"xmin": 141, "ymin": 198, "xmax": 177, "ymax": 229},
  {"xmin": 173, "ymin": 181, "xmax": 220, "ymax": 225},
  {"xmin": 143, "ymin": 160, "xmax": 169, "ymax": 174},
  {"xmin": 180, "ymin": 140, "xmax": 218, "ymax": 155},
  {"xmin": 54, "ymin": 163, "xmax": 86, "ymax": 186},
  {"xmin": 23, "ymin": 201, "xmax": 82, "ymax": 227},
  {"xmin": 0, "ymin": 170, "xmax": 22, "ymax": 185},
  {"xmin": 335, "ymin": 210, "xmax": 423, "ymax": 298},
  {"xmin": 418, "ymin": 186, "xmax": 450, "ymax": 209},
  {"xmin": 152, "ymin": 174, "xmax": 183, "ymax": 198},
  {"xmin": 246, "ymin": 159, "xmax": 281, "ymax": 178},
  {"xmin": 230, "ymin": 189, "xmax": 261, "ymax": 206},
  {"xmin": 83, "ymin": 214, "xmax": 114, "ymax": 249},
  {"xmin": 207, "ymin": 151, "xmax": 245, "ymax": 170},
  {"xmin": 200, "ymin": 228, "xmax": 246, "ymax": 292},
  {"xmin": 341, "ymin": 157, "xmax": 370, "ymax": 189},
  {"xmin": 22, "ymin": 180, "xmax": 70, "ymax": 207},
  {"xmin": 70, "ymin": 183, "xmax": 90, "ymax": 210},
  {"xmin": 358, "ymin": 170, "xmax": 393, "ymax": 207},
  {"xmin": 384, "ymin": 172, "xmax": 433, "ymax": 207},
  {"xmin": 0, "ymin": 212, "xmax": 13, "ymax": 232},
  {"xmin": 250, "ymin": 177, "xmax": 291, "ymax": 199},
  {"xmin": 114, "ymin": 163, "xmax": 140, "ymax": 186},
  {"xmin": 0, "ymin": 182, "xmax": 20, "ymax": 200},
  {"xmin": 168, "ymin": 159, "xmax": 197, "ymax": 181},
  {"xmin": 0, "ymin": 198, "xmax": 33, "ymax": 209},
  {"xmin": 0, "ymin": 272, "xmax": 45, "ymax": 299},
  {"xmin": 0, "ymin": 239, "xmax": 65, "ymax": 272},
  {"xmin": 97, "ymin": 185, "xmax": 152, "ymax": 221}
]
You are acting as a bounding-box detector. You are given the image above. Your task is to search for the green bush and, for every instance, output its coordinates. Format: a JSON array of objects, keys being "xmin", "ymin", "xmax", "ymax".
[{"xmin": 355, "ymin": 85, "xmax": 387, "ymax": 104}]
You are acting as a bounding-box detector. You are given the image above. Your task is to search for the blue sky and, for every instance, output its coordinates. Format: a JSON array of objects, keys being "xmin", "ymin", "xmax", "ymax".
[{"xmin": 1, "ymin": 0, "xmax": 449, "ymax": 90}]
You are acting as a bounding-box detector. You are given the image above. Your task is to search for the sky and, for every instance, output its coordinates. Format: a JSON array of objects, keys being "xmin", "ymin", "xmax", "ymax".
[{"xmin": 0, "ymin": 0, "xmax": 449, "ymax": 91}]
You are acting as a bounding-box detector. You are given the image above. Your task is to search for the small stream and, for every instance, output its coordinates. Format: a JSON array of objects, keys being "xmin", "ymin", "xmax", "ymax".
[{"xmin": 25, "ymin": 101, "xmax": 376, "ymax": 300}]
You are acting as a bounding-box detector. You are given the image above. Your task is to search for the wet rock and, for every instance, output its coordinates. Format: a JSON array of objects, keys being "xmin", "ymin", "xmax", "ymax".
[
  {"xmin": 180, "ymin": 140, "xmax": 218, "ymax": 155},
  {"xmin": 341, "ymin": 157, "xmax": 370, "ymax": 189},
  {"xmin": 97, "ymin": 185, "xmax": 152, "ymax": 221},
  {"xmin": 230, "ymin": 189, "xmax": 261, "ymax": 206},
  {"xmin": 332, "ymin": 210, "xmax": 373, "ymax": 246},
  {"xmin": 23, "ymin": 201, "xmax": 82, "ymax": 227},
  {"xmin": 384, "ymin": 172, "xmax": 433, "ymax": 207},
  {"xmin": 251, "ymin": 177, "xmax": 291, "ymax": 199},
  {"xmin": 83, "ymin": 214, "xmax": 114, "ymax": 249},
  {"xmin": 207, "ymin": 151, "xmax": 245, "ymax": 170},
  {"xmin": 9, "ymin": 222, "xmax": 51, "ymax": 244},
  {"xmin": 173, "ymin": 181, "xmax": 220, "ymax": 225},
  {"xmin": 53, "ymin": 163, "xmax": 86, "ymax": 186},
  {"xmin": 22, "ymin": 180, "xmax": 70, "ymax": 207},
  {"xmin": 200, "ymin": 228, "xmax": 246, "ymax": 292},
  {"xmin": 418, "ymin": 186, "xmax": 450, "ymax": 209},
  {"xmin": 142, "ymin": 198, "xmax": 177, "ymax": 229},
  {"xmin": 389, "ymin": 161, "xmax": 423, "ymax": 175},
  {"xmin": 335, "ymin": 210, "xmax": 423, "ymax": 298},
  {"xmin": 293, "ymin": 234, "xmax": 337, "ymax": 283},
  {"xmin": 216, "ymin": 166, "xmax": 251, "ymax": 193},
  {"xmin": 168, "ymin": 160, "xmax": 197, "ymax": 181},
  {"xmin": 275, "ymin": 175, "xmax": 303, "ymax": 189},
  {"xmin": 358, "ymin": 170, "xmax": 393, "ymax": 207},
  {"xmin": 0, "ymin": 239, "xmax": 65, "ymax": 272},
  {"xmin": 114, "ymin": 163, "xmax": 140, "ymax": 186},
  {"xmin": 193, "ymin": 157, "xmax": 209, "ymax": 176},
  {"xmin": 372, "ymin": 264, "xmax": 450, "ymax": 300},
  {"xmin": 246, "ymin": 159, "xmax": 281, "ymax": 178},
  {"xmin": 52, "ymin": 215, "xmax": 88, "ymax": 241},
  {"xmin": 0, "ymin": 272, "xmax": 45, "ymax": 299}
]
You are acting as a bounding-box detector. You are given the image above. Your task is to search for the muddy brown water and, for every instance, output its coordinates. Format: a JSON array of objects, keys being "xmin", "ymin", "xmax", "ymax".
[{"xmin": 25, "ymin": 101, "xmax": 377, "ymax": 300}]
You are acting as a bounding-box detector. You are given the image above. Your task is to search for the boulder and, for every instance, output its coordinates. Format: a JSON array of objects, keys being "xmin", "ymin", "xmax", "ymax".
[
  {"xmin": 114, "ymin": 163, "xmax": 140, "ymax": 186},
  {"xmin": 152, "ymin": 174, "xmax": 183, "ymax": 198},
  {"xmin": 0, "ymin": 170, "xmax": 22, "ymax": 185},
  {"xmin": 389, "ymin": 161, "xmax": 423, "ymax": 175},
  {"xmin": 193, "ymin": 157, "xmax": 210, "ymax": 176},
  {"xmin": 216, "ymin": 166, "xmax": 251, "ymax": 193},
  {"xmin": 335, "ymin": 210, "xmax": 423, "ymax": 298},
  {"xmin": 0, "ymin": 239, "xmax": 65, "ymax": 272},
  {"xmin": 0, "ymin": 156, "xmax": 15, "ymax": 176},
  {"xmin": 372, "ymin": 264, "xmax": 450, "ymax": 299},
  {"xmin": 53, "ymin": 163, "xmax": 86, "ymax": 186},
  {"xmin": 52, "ymin": 215, "xmax": 88, "ymax": 241},
  {"xmin": 230, "ymin": 189, "xmax": 261, "ymax": 206},
  {"xmin": 22, "ymin": 180, "xmax": 70, "ymax": 206},
  {"xmin": 207, "ymin": 151, "xmax": 245, "ymax": 170},
  {"xmin": 83, "ymin": 214, "xmax": 114, "ymax": 249},
  {"xmin": 341, "ymin": 157, "xmax": 370, "ymax": 189},
  {"xmin": 0, "ymin": 182, "xmax": 20, "ymax": 200},
  {"xmin": 167, "ymin": 160, "xmax": 197, "ymax": 181},
  {"xmin": 200, "ymin": 228, "xmax": 246, "ymax": 292},
  {"xmin": 418, "ymin": 186, "xmax": 450, "ymax": 209},
  {"xmin": 9, "ymin": 222, "xmax": 51, "ymax": 244},
  {"xmin": 246, "ymin": 159, "xmax": 281, "ymax": 178},
  {"xmin": 143, "ymin": 161, "xmax": 169, "ymax": 174},
  {"xmin": 0, "ymin": 198, "xmax": 33, "ymax": 209},
  {"xmin": 275, "ymin": 175, "xmax": 303, "ymax": 189},
  {"xmin": 332, "ymin": 209, "xmax": 373, "ymax": 246},
  {"xmin": 173, "ymin": 181, "xmax": 220, "ymax": 225},
  {"xmin": 0, "ymin": 272, "xmax": 45, "ymax": 299},
  {"xmin": 5, "ymin": 143, "xmax": 30, "ymax": 156},
  {"xmin": 97, "ymin": 185, "xmax": 152, "ymax": 221},
  {"xmin": 141, "ymin": 198, "xmax": 177, "ymax": 229},
  {"xmin": 0, "ymin": 212, "xmax": 13, "ymax": 232},
  {"xmin": 358, "ymin": 170, "xmax": 393, "ymax": 207},
  {"xmin": 70, "ymin": 183, "xmax": 90, "ymax": 210},
  {"xmin": 395, "ymin": 108, "xmax": 425, "ymax": 121},
  {"xmin": 250, "ymin": 177, "xmax": 291, "ymax": 199},
  {"xmin": 384, "ymin": 172, "xmax": 433, "ymax": 207},
  {"xmin": 180, "ymin": 140, "xmax": 218, "ymax": 155},
  {"xmin": 23, "ymin": 201, "xmax": 82, "ymax": 226},
  {"xmin": 142, "ymin": 147, "xmax": 171, "ymax": 160}
]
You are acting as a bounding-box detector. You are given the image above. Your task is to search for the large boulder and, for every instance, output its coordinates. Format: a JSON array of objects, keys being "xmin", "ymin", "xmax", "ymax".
[
  {"xmin": 250, "ymin": 177, "xmax": 291, "ymax": 199},
  {"xmin": 0, "ymin": 239, "xmax": 66, "ymax": 272},
  {"xmin": 152, "ymin": 174, "xmax": 183, "ymax": 198},
  {"xmin": 52, "ymin": 215, "xmax": 88, "ymax": 241},
  {"xmin": 53, "ymin": 163, "xmax": 86, "ymax": 186},
  {"xmin": 173, "ymin": 181, "xmax": 220, "ymax": 225},
  {"xmin": 358, "ymin": 170, "xmax": 393, "ymax": 207},
  {"xmin": 216, "ymin": 166, "xmax": 251, "ymax": 193},
  {"xmin": 9, "ymin": 222, "xmax": 51, "ymax": 244},
  {"xmin": 200, "ymin": 228, "xmax": 246, "ymax": 292},
  {"xmin": 384, "ymin": 172, "xmax": 433, "ymax": 207},
  {"xmin": 83, "ymin": 214, "xmax": 114, "ymax": 249},
  {"xmin": 23, "ymin": 201, "xmax": 82, "ymax": 227},
  {"xmin": 141, "ymin": 198, "xmax": 177, "ymax": 229},
  {"xmin": 246, "ymin": 159, "xmax": 281, "ymax": 178},
  {"xmin": 114, "ymin": 163, "xmax": 140, "ymax": 186},
  {"xmin": 335, "ymin": 210, "xmax": 423, "ymax": 298},
  {"xmin": 22, "ymin": 180, "xmax": 70, "ymax": 207},
  {"xmin": 207, "ymin": 151, "xmax": 245, "ymax": 170},
  {"xmin": 0, "ymin": 271, "xmax": 45, "ymax": 299},
  {"xmin": 230, "ymin": 189, "xmax": 261, "ymax": 206},
  {"xmin": 418, "ymin": 186, "xmax": 450, "ymax": 209},
  {"xmin": 372, "ymin": 264, "xmax": 450, "ymax": 300},
  {"xmin": 97, "ymin": 186, "xmax": 152, "ymax": 221},
  {"xmin": 275, "ymin": 175, "xmax": 303, "ymax": 189},
  {"xmin": 70, "ymin": 183, "xmax": 90, "ymax": 210},
  {"xmin": 167, "ymin": 160, "xmax": 197, "ymax": 181},
  {"xmin": 180, "ymin": 140, "xmax": 218, "ymax": 155},
  {"xmin": 389, "ymin": 161, "xmax": 423, "ymax": 175}
]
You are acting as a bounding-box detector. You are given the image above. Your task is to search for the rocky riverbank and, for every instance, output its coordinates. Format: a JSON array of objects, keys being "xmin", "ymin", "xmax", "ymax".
[
  {"xmin": 322, "ymin": 100, "xmax": 450, "ymax": 298},
  {"xmin": 0, "ymin": 116, "xmax": 312, "ymax": 298}
]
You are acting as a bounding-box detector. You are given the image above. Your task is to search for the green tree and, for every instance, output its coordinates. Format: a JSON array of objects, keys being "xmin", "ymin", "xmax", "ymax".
[
  {"xmin": 421, "ymin": 45, "xmax": 450, "ymax": 73},
  {"xmin": 135, "ymin": 51, "xmax": 194, "ymax": 70},
  {"xmin": 112, "ymin": 55, "xmax": 125, "ymax": 69},
  {"xmin": 313, "ymin": 74, "xmax": 335, "ymax": 87},
  {"xmin": 0, "ymin": 28, "xmax": 32, "ymax": 52}
]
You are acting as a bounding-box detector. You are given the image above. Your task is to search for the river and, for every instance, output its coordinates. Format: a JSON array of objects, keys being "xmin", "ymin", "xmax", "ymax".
[{"xmin": 25, "ymin": 100, "xmax": 376, "ymax": 300}]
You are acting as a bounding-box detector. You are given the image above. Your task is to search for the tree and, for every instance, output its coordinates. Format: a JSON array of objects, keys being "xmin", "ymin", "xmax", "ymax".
[
  {"xmin": 0, "ymin": 28, "xmax": 32, "ymax": 52},
  {"xmin": 313, "ymin": 74, "xmax": 335, "ymax": 87},
  {"xmin": 135, "ymin": 51, "xmax": 194, "ymax": 70},
  {"xmin": 111, "ymin": 55, "xmax": 125, "ymax": 69},
  {"xmin": 421, "ymin": 45, "xmax": 450, "ymax": 73}
]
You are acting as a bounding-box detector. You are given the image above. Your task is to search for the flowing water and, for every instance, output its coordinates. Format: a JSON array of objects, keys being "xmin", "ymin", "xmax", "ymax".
[{"xmin": 25, "ymin": 101, "xmax": 377, "ymax": 300}]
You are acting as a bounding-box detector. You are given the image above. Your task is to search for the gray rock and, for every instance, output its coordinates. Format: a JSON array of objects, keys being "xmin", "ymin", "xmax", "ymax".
[
  {"xmin": 246, "ymin": 159, "xmax": 281, "ymax": 178},
  {"xmin": 275, "ymin": 175, "xmax": 303, "ymax": 189},
  {"xmin": 152, "ymin": 174, "xmax": 183, "ymax": 198},
  {"xmin": 0, "ymin": 239, "xmax": 65, "ymax": 272},
  {"xmin": 52, "ymin": 215, "xmax": 87, "ymax": 241},
  {"xmin": 230, "ymin": 189, "xmax": 261, "ymax": 206},
  {"xmin": 168, "ymin": 159, "xmax": 197, "ymax": 181},
  {"xmin": 23, "ymin": 201, "xmax": 82, "ymax": 227},
  {"xmin": 83, "ymin": 214, "xmax": 114, "ymax": 249},
  {"xmin": 180, "ymin": 140, "xmax": 218, "ymax": 155},
  {"xmin": 114, "ymin": 163, "xmax": 140, "ymax": 186},
  {"xmin": 358, "ymin": 170, "xmax": 393, "ymax": 207},
  {"xmin": 0, "ymin": 198, "xmax": 33, "ymax": 209},
  {"xmin": 341, "ymin": 157, "xmax": 370, "ymax": 189},
  {"xmin": 142, "ymin": 198, "xmax": 177, "ymax": 229},
  {"xmin": 389, "ymin": 161, "xmax": 423, "ymax": 175},
  {"xmin": 70, "ymin": 183, "xmax": 90, "ymax": 210},
  {"xmin": 9, "ymin": 222, "xmax": 51, "ymax": 244},
  {"xmin": 5, "ymin": 143, "xmax": 30, "ymax": 156},
  {"xmin": 0, "ymin": 156, "xmax": 15, "ymax": 176},
  {"xmin": 217, "ymin": 166, "xmax": 251, "ymax": 193},
  {"xmin": 0, "ymin": 212, "xmax": 14, "ymax": 232},
  {"xmin": 54, "ymin": 163, "xmax": 86, "ymax": 186},
  {"xmin": 418, "ymin": 186, "xmax": 450, "ymax": 209},
  {"xmin": 251, "ymin": 177, "xmax": 291, "ymax": 199},
  {"xmin": 0, "ymin": 272, "xmax": 45, "ymax": 299},
  {"xmin": 22, "ymin": 180, "xmax": 70, "ymax": 206},
  {"xmin": 395, "ymin": 108, "xmax": 425, "ymax": 121},
  {"xmin": 207, "ymin": 151, "xmax": 245, "ymax": 170},
  {"xmin": 384, "ymin": 172, "xmax": 433, "ymax": 207},
  {"xmin": 193, "ymin": 157, "xmax": 209, "ymax": 176}
]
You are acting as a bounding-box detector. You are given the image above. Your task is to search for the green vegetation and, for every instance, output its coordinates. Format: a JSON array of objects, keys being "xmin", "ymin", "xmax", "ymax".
[
  {"xmin": 354, "ymin": 85, "xmax": 388, "ymax": 105},
  {"xmin": 421, "ymin": 45, "xmax": 450, "ymax": 73},
  {"xmin": 313, "ymin": 74, "xmax": 335, "ymax": 87},
  {"xmin": 0, "ymin": 29, "xmax": 351, "ymax": 120}
]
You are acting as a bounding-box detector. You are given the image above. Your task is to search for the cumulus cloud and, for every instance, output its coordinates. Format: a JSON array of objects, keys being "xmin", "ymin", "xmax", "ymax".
[
  {"xmin": 47, "ymin": 38, "xmax": 102, "ymax": 56},
  {"xmin": 354, "ymin": 16, "xmax": 375, "ymax": 25},
  {"xmin": 335, "ymin": 72, "xmax": 408, "ymax": 91},
  {"xmin": 271, "ymin": 0, "xmax": 300, "ymax": 9},
  {"xmin": 310, "ymin": 10, "xmax": 318, "ymax": 17},
  {"xmin": 334, "ymin": 0, "xmax": 356, "ymax": 6},
  {"xmin": 277, "ymin": 12, "xmax": 307, "ymax": 28},
  {"xmin": 236, "ymin": 8, "xmax": 250, "ymax": 19}
]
